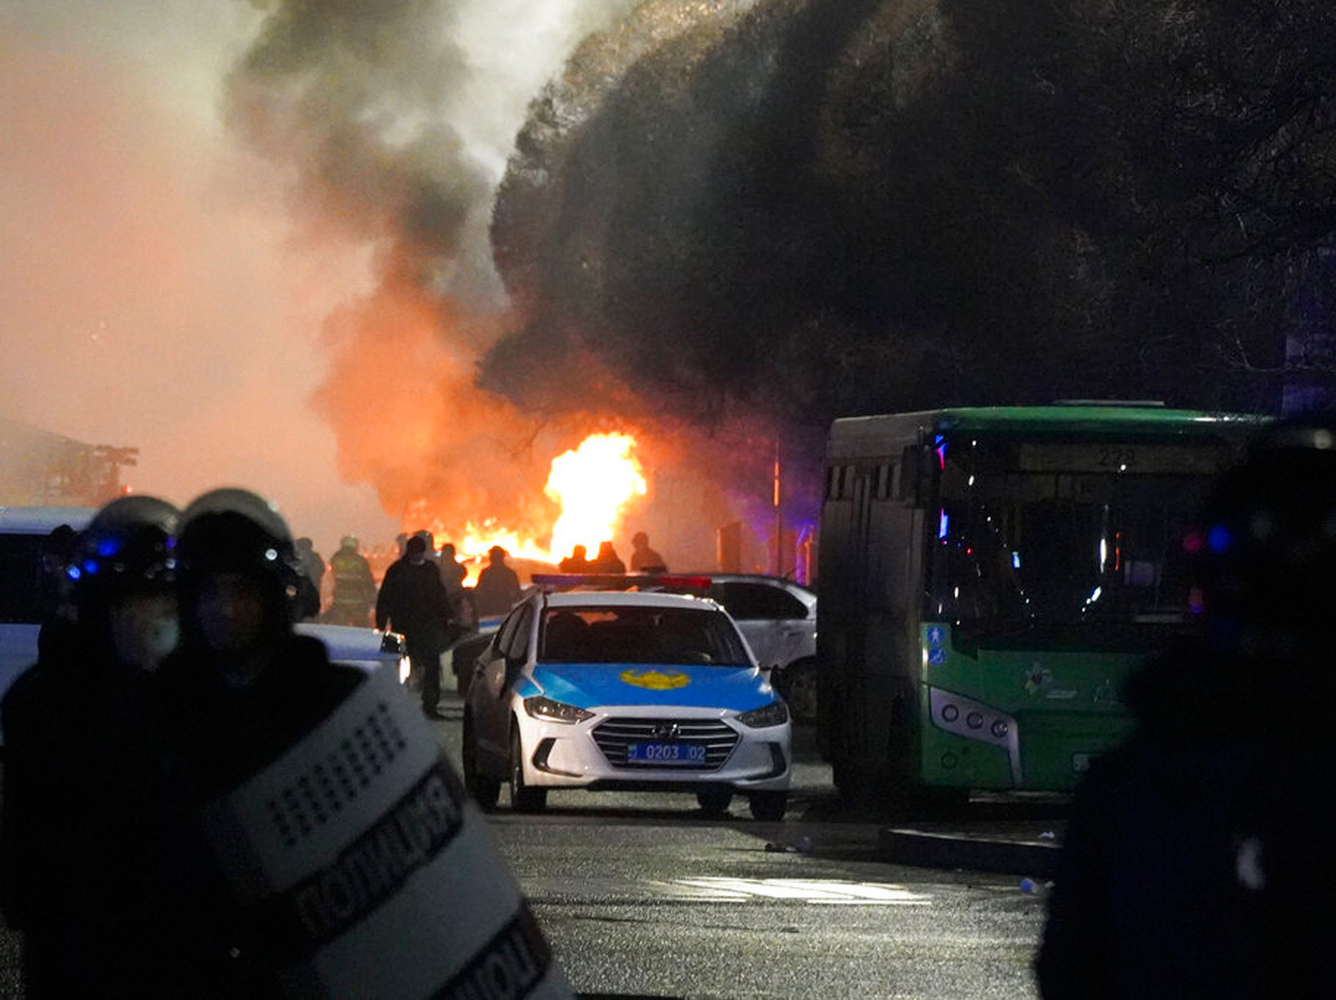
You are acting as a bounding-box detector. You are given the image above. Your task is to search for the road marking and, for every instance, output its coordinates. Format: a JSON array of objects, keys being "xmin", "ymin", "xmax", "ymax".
[{"xmin": 664, "ymin": 878, "xmax": 931, "ymax": 905}]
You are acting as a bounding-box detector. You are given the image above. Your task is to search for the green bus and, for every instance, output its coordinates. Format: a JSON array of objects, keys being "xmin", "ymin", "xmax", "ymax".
[{"xmin": 815, "ymin": 404, "xmax": 1263, "ymax": 805}]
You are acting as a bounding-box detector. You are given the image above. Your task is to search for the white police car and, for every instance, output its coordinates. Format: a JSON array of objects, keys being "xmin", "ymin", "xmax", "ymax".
[{"xmin": 461, "ymin": 580, "xmax": 791, "ymax": 819}]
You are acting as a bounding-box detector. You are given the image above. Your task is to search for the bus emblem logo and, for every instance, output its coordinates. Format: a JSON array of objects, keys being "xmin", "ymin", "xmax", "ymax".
[{"xmin": 1025, "ymin": 666, "xmax": 1053, "ymax": 697}]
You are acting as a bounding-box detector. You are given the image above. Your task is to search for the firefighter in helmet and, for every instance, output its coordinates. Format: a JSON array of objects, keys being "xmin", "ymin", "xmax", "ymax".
[{"xmin": 329, "ymin": 533, "xmax": 377, "ymax": 627}]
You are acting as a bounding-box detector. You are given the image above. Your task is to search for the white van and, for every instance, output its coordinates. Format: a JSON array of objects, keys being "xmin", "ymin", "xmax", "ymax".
[{"xmin": 0, "ymin": 505, "xmax": 407, "ymax": 745}]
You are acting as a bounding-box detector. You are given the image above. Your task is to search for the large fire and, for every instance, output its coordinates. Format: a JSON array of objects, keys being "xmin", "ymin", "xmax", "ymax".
[
  {"xmin": 545, "ymin": 433, "xmax": 647, "ymax": 562},
  {"xmin": 437, "ymin": 432, "xmax": 647, "ymax": 578}
]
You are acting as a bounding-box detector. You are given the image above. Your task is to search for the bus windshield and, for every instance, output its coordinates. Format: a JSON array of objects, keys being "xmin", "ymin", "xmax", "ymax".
[{"xmin": 926, "ymin": 434, "xmax": 1227, "ymax": 643}]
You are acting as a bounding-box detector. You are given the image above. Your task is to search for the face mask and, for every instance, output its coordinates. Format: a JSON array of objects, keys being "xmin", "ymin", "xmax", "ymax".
[{"xmin": 109, "ymin": 593, "xmax": 180, "ymax": 672}]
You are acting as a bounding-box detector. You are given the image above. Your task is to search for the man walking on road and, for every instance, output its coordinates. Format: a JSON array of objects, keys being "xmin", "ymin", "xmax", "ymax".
[{"xmin": 377, "ymin": 534, "xmax": 455, "ymax": 718}]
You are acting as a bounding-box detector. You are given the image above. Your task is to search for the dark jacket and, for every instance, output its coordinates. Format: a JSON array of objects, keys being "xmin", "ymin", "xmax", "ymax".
[
  {"xmin": 151, "ymin": 634, "xmax": 365, "ymax": 996},
  {"xmin": 0, "ymin": 634, "xmax": 186, "ymax": 997},
  {"xmin": 1036, "ymin": 638, "xmax": 1336, "ymax": 999},
  {"xmin": 375, "ymin": 556, "xmax": 454, "ymax": 647},
  {"xmin": 472, "ymin": 562, "xmax": 522, "ymax": 617}
]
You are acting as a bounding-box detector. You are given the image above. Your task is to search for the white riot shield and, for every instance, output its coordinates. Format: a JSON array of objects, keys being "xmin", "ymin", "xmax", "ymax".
[{"xmin": 201, "ymin": 664, "xmax": 572, "ymax": 999}]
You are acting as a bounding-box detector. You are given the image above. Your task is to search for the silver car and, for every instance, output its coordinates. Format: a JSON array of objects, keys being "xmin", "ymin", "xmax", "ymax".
[{"xmin": 700, "ymin": 576, "xmax": 818, "ymax": 724}]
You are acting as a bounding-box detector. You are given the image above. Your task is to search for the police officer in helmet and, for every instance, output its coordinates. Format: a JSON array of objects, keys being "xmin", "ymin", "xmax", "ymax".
[
  {"xmin": 1, "ymin": 495, "xmax": 184, "ymax": 996},
  {"xmin": 1037, "ymin": 416, "xmax": 1336, "ymax": 999},
  {"xmin": 162, "ymin": 488, "xmax": 364, "ymax": 784},
  {"xmin": 155, "ymin": 489, "xmax": 364, "ymax": 991}
]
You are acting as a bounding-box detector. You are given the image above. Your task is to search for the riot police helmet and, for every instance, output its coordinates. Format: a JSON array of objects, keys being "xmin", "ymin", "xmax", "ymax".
[
  {"xmin": 70, "ymin": 494, "xmax": 180, "ymax": 609},
  {"xmin": 177, "ymin": 488, "xmax": 303, "ymax": 606}
]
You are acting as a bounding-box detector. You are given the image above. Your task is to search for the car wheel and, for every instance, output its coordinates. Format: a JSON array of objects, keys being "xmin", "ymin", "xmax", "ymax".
[
  {"xmin": 509, "ymin": 726, "xmax": 547, "ymax": 814},
  {"xmin": 696, "ymin": 789, "xmax": 733, "ymax": 817},
  {"xmin": 749, "ymin": 791, "xmax": 788, "ymax": 821},
  {"xmin": 462, "ymin": 715, "xmax": 500, "ymax": 812},
  {"xmin": 783, "ymin": 660, "xmax": 818, "ymax": 724}
]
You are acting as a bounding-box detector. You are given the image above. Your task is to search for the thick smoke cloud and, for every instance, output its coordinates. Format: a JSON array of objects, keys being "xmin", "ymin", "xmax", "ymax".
[
  {"xmin": 0, "ymin": 12, "xmax": 395, "ymax": 551},
  {"xmin": 223, "ymin": 0, "xmax": 664, "ymax": 553},
  {"xmin": 487, "ymin": 0, "xmax": 1336, "ymax": 448}
]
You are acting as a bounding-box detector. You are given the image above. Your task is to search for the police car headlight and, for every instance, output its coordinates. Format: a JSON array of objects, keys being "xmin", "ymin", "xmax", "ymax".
[
  {"xmin": 737, "ymin": 700, "xmax": 789, "ymax": 728},
  {"xmin": 523, "ymin": 696, "xmax": 593, "ymax": 724}
]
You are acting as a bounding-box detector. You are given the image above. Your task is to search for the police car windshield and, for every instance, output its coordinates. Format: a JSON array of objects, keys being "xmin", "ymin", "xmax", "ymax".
[{"xmin": 539, "ymin": 605, "xmax": 751, "ymax": 666}]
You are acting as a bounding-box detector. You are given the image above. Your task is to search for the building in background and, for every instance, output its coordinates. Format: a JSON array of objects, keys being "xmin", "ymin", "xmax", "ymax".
[{"xmin": 0, "ymin": 416, "xmax": 137, "ymax": 506}]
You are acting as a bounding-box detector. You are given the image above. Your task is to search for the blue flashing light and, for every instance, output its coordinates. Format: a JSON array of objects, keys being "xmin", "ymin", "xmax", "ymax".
[
  {"xmin": 938, "ymin": 511, "xmax": 949, "ymax": 540},
  {"xmin": 66, "ymin": 565, "xmax": 81, "ymax": 581},
  {"xmin": 82, "ymin": 560, "xmax": 99, "ymax": 575},
  {"xmin": 1207, "ymin": 525, "xmax": 1232, "ymax": 553},
  {"xmin": 96, "ymin": 538, "xmax": 119, "ymax": 558}
]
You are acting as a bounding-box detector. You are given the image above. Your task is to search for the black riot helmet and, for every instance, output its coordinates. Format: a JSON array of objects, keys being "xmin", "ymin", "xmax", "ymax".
[
  {"xmin": 70, "ymin": 495, "xmax": 180, "ymax": 611},
  {"xmin": 1188, "ymin": 415, "xmax": 1336, "ymax": 651},
  {"xmin": 176, "ymin": 488, "xmax": 304, "ymax": 627}
]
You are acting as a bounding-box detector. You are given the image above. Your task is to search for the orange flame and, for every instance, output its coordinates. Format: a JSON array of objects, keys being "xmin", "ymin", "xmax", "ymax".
[
  {"xmin": 407, "ymin": 432, "xmax": 648, "ymax": 582},
  {"xmin": 546, "ymin": 433, "xmax": 647, "ymax": 561}
]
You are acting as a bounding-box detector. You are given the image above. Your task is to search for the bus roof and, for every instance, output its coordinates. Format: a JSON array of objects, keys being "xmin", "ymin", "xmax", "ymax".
[{"xmin": 828, "ymin": 405, "xmax": 1267, "ymax": 458}]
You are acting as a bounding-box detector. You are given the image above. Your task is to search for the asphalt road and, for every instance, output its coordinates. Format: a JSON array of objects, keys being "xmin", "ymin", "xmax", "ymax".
[
  {"xmin": 0, "ymin": 687, "xmax": 1055, "ymax": 999},
  {"xmin": 428, "ymin": 692, "xmax": 1050, "ymax": 999}
]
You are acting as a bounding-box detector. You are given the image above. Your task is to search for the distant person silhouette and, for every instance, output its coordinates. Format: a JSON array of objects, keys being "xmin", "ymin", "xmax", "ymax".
[
  {"xmin": 559, "ymin": 544, "xmax": 592, "ymax": 574},
  {"xmin": 292, "ymin": 537, "xmax": 325, "ymax": 620},
  {"xmin": 590, "ymin": 541, "xmax": 626, "ymax": 575},
  {"xmin": 328, "ymin": 535, "xmax": 376, "ymax": 626},
  {"xmin": 376, "ymin": 535, "xmax": 454, "ymax": 718},
  {"xmin": 1036, "ymin": 416, "xmax": 1336, "ymax": 1000},
  {"xmin": 473, "ymin": 545, "xmax": 522, "ymax": 616},
  {"xmin": 629, "ymin": 532, "xmax": 667, "ymax": 573}
]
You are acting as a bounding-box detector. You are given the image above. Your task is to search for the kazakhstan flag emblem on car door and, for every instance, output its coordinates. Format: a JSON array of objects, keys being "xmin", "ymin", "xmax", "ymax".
[{"xmin": 619, "ymin": 669, "xmax": 691, "ymax": 690}]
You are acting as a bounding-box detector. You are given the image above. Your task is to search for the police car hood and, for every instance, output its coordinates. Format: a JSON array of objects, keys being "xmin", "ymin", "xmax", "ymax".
[{"xmin": 530, "ymin": 662, "xmax": 774, "ymax": 712}]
